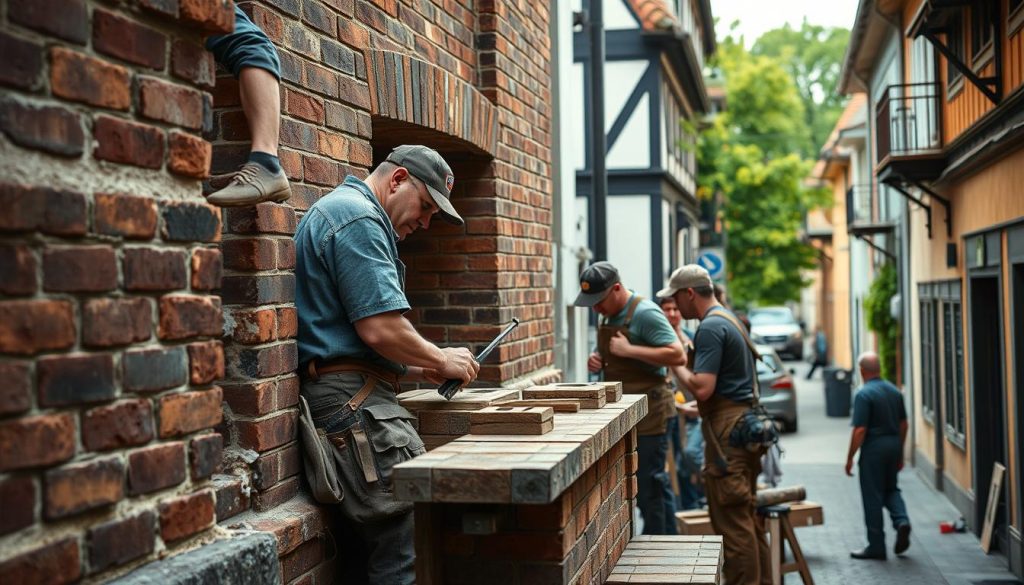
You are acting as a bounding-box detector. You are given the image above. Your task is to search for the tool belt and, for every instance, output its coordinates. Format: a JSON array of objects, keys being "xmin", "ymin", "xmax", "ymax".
[{"xmin": 303, "ymin": 357, "xmax": 401, "ymax": 391}]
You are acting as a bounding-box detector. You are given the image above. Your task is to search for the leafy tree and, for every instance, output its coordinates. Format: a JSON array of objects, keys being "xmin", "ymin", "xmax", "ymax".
[
  {"xmin": 864, "ymin": 263, "xmax": 899, "ymax": 381},
  {"xmin": 751, "ymin": 20, "xmax": 851, "ymax": 156}
]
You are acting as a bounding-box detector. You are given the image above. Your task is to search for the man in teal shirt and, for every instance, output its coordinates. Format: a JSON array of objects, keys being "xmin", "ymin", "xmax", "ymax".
[{"xmin": 295, "ymin": 145, "xmax": 479, "ymax": 584}]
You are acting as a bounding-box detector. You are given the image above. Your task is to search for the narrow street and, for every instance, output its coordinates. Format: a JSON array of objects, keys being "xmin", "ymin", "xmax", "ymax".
[{"xmin": 781, "ymin": 361, "xmax": 1020, "ymax": 585}]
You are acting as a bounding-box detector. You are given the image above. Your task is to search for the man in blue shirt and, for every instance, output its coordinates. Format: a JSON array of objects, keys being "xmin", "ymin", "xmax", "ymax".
[
  {"xmin": 295, "ymin": 145, "xmax": 478, "ymax": 584},
  {"xmin": 845, "ymin": 351, "xmax": 911, "ymax": 560},
  {"xmin": 576, "ymin": 261, "xmax": 686, "ymax": 534}
]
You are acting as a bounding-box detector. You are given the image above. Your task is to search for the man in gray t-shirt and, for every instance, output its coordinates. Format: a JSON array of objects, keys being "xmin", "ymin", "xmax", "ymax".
[{"xmin": 692, "ymin": 306, "xmax": 755, "ymax": 403}]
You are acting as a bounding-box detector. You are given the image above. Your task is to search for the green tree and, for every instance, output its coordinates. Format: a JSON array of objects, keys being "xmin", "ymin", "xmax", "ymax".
[
  {"xmin": 751, "ymin": 20, "xmax": 851, "ymax": 156},
  {"xmin": 696, "ymin": 36, "xmax": 830, "ymax": 307},
  {"xmin": 864, "ymin": 263, "xmax": 899, "ymax": 381}
]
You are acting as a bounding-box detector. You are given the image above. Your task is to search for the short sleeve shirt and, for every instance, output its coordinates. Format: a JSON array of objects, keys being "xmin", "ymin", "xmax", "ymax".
[
  {"xmin": 693, "ymin": 306, "xmax": 755, "ymax": 402},
  {"xmin": 602, "ymin": 294, "xmax": 680, "ymax": 378},
  {"xmin": 295, "ymin": 176, "xmax": 409, "ymax": 373},
  {"xmin": 851, "ymin": 378, "xmax": 907, "ymax": 442}
]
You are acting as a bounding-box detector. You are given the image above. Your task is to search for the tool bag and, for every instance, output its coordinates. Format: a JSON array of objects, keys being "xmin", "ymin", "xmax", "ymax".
[
  {"xmin": 708, "ymin": 309, "xmax": 781, "ymax": 453},
  {"xmin": 298, "ymin": 395, "xmax": 345, "ymax": 504}
]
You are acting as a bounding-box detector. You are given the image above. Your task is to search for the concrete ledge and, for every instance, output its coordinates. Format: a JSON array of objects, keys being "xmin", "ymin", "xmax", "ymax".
[{"xmin": 109, "ymin": 533, "xmax": 279, "ymax": 585}]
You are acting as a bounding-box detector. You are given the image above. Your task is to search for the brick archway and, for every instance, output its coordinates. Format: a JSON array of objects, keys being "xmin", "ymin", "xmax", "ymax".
[{"xmin": 365, "ymin": 50, "xmax": 498, "ymax": 157}]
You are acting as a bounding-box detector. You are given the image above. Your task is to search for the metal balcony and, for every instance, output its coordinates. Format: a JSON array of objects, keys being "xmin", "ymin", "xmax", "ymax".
[{"xmin": 875, "ymin": 82, "xmax": 946, "ymax": 183}]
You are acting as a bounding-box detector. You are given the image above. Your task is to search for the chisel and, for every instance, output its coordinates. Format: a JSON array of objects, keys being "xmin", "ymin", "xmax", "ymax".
[{"xmin": 437, "ymin": 317, "xmax": 520, "ymax": 400}]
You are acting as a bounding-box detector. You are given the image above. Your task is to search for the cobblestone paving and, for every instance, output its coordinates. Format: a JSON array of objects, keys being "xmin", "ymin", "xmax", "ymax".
[{"xmin": 775, "ymin": 362, "xmax": 1020, "ymax": 585}]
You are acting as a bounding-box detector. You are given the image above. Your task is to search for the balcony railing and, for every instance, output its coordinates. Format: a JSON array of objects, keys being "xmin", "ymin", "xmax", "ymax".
[
  {"xmin": 875, "ymin": 82, "xmax": 942, "ymax": 162},
  {"xmin": 846, "ymin": 184, "xmax": 873, "ymax": 228}
]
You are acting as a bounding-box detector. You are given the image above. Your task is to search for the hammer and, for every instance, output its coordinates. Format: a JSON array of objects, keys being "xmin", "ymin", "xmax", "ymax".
[{"xmin": 437, "ymin": 317, "xmax": 520, "ymax": 400}]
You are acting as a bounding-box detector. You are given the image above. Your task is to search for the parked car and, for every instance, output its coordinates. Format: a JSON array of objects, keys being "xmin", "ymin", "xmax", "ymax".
[
  {"xmin": 749, "ymin": 306, "xmax": 803, "ymax": 360},
  {"xmin": 755, "ymin": 344, "xmax": 798, "ymax": 432}
]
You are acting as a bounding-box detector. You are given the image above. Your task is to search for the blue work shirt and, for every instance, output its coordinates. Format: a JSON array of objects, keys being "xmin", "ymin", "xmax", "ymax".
[
  {"xmin": 602, "ymin": 293, "xmax": 679, "ymax": 378},
  {"xmin": 851, "ymin": 378, "xmax": 907, "ymax": 443},
  {"xmin": 294, "ymin": 175, "xmax": 409, "ymax": 373}
]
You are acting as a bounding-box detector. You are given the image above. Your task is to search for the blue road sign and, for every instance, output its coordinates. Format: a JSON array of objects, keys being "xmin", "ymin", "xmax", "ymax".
[{"xmin": 697, "ymin": 249, "xmax": 725, "ymax": 280}]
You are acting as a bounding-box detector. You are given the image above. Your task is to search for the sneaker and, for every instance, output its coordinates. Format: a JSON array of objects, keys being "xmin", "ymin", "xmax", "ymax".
[
  {"xmin": 206, "ymin": 162, "xmax": 291, "ymax": 207},
  {"xmin": 202, "ymin": 169, "xmax": 238, "ymax": 195},
  {"xmin": 894, "ymin": 523, "xmax": 911, "ymax": 555}
]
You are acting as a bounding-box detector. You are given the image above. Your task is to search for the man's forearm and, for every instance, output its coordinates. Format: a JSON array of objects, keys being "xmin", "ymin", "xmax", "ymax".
[
  {"xmin": 846, "ymin": 427, "xmax": 866, "ymax": 462},
  {"xmin": 355, "ymin": 313, "xmax": 446, "ymax": 369},
  {"xmin": 622, "ymin": 343, "xmax": 685, "ymax": 367}
]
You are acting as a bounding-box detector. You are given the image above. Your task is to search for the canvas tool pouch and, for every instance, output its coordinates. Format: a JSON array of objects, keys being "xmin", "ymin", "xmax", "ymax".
[
  {"xmin": 298, "ymin": 395, "xmax": 344, "ymax": 504},
  {"xmin": 699, "ymin": 393, "xmax": 756, "ymax": 507},
  {"xmin": 300, "ymin": 360, "xmax": 426, "ymax": 523},
  {"xmin": 598, "ymin": 296, "xmax": 675, "ymax": 435}
]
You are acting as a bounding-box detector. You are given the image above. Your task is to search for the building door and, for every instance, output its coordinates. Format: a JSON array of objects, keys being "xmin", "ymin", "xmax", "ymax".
[
  {"xmin": 1010, "ymin": 225, "xmax": 1024, "ymax": 576},
  {"xmin": 969, "ymin": 273, "xmax": 1008, "ymax": 554}
]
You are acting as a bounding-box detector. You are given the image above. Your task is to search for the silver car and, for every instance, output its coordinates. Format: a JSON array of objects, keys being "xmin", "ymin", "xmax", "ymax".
[
  {"xmin": 756, "ymin": 344, "xmax": 798, "ymax": 432},
  {"xmin": 749, "ymin": 307, "xmax": 804, "ymax": 360}
]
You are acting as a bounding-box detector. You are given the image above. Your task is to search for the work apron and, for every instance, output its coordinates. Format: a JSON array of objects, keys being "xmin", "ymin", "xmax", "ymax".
[{"xmin": 598, "ymin": 296, "xmax": 674, "ymax": 436}]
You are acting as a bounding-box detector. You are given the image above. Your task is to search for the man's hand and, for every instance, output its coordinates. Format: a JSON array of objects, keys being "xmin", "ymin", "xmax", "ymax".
[
  {"xmin": 587, "ymin": 351, "xmax": 603, "ymax": 373},
  {"xmin": 677, "ymin": 400, "xmax": 699, "ymax": 418},
  {"xmin": 437, "ymin": 347, "xmax": 479, "ymax": 385},
  {"xmin": 608, "ymin": 331, "xmax": 632, "ymax": 358},
  {"xmin": 845, "ymin": 458, "xmax": 854, "ymax": 477}
]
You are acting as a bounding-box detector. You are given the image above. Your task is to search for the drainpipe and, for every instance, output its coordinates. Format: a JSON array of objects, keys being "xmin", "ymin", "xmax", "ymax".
[{"xmin": 587, "ymin": 0, "xmax": 608, "ymax": 261}]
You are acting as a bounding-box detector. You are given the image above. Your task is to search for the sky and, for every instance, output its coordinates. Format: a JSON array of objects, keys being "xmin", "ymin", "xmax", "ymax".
[{"xmin": 711, "ymin": 0, "xmax": 860, "ymax": 45}]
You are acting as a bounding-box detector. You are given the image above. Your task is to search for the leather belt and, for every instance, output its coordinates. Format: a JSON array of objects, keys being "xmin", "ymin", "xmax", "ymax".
[{"xmin": 304, "ymin": 357, "xmax": 401, "ymax": 392}]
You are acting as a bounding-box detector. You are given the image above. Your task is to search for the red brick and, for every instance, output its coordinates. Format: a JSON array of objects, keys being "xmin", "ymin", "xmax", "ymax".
[
  {"xmin": 158, "ymin": 387, "xmax": 223, "ymax": 437},
  {"xmin": 301, "ymin": 0, "xmax": 335, "ymax": 34},
  {"xmin": 221, "ymin": 376, "xmax": 300, "ymax": 416},
  {"xmin": 0, "ymin": 475, "xmax": 35, "ymax": 536},
  {"xmin": 128, "ymin": 442, "xmax": 186, "ymax": 494},
  {"xmin": 277, "ymin": 307, "xmax": 298, "ymax": 339},
  {"xmin": 93, "ymin": 192, "xmax": 158, "ymax": 239},
  {"xmin": 189, "ymin": 433, "xmax": 223, "ymax": 479},
  {"xmin": 236, "ymin": 410, "xmax": 298, "ymax": 452},
  {"xmin": 210, "ymin": 75, "xmax": 241, "ymax": 108},
  {"xmin": 222, "ymin": 237, "xmax": 278, "ymax": 270},
  {"xmin": 138, "ymin": 76, "xmax": 203, "ymax": 129},
  {"xmin": 318, "ymin": 130, "xmax": 349, "ymax": 160},
  {"xmin": 0, "ymin": 414, "xmax": 75, "ymax": 471},
  {"xmin": 88, "ymin": 511, "xmax": 156, "ymax": 573},
  {"xmin": 281, "ymin": 537, "xmax": 324, "ymax": 583},
  {"xmin": 304, "ymin": 61, "xmax": 340, "ymax": 98},
  {"xmin": 0, "ymin": 299, "xmax": 75, "ymax": 355},
  {"xmin": 0, "ymin": 538, "xmax": 81, "ymax": 585},
  {"xmin": 191, "ymin": 247, "xmax": 222, "ymax": 290},
  {"xmin": 171, "ymin": 39, "xmax": 216, "ymax": 88},
  {"xmin": 138, "ymin": 0, "xmax": 179, "ymax": 17},
  {"xmin": 0, "ymin": 362, "xmax": 31, "ymax": 416},
  {"xmin": 159, "ymin": 489, "xmax": 215, "ymax": 542},
  {"xmin": 123, "ymin": 247, "xmax": 187, "ymax": 291},
  {"xmin": 0, "ymin": 183, "xmax": 87, "ymax": 236},
  {"xmin": 93, "ymin": 8, "xmax": 167, "ymax": 70},
  {"xmin": 9, "ymin": 0, "xmax": 88, "ymax": 44},
  {"xmin": 0, "ymin": 99, "xmax": 84, "ymax": 157},
  {"xmin": 280, "ymin": 148, "xmax": 304, "ymax": 180},
  {"xmin": 168, "ymin": 130, "xmax": 212, "ymax": 178},
  {"xmin": 338, "ymin": 19, "xmax": 370, "ymax": 49},
  {"xmin": 180, "ymin": 0, "xmax": 234, "ymax": 33},
  {"xmin": 225, "ymin": 202, "xmax": 298, "ymax": 235},
  {"xmin": 251, "ymin": 475, "xmax": 300, "ymax": 511},
  {"xmin": 50, "ymin": 48, "xmax": 130, "ymax": 110},
  {"xmin": 0, "ymin": 244, "xmax": 36, "ymax": 296},
  {"xmin": 221, "ymin": 274, "xmax": 295, "ymax": 305},
  {"xmin": 188, "ymin": 340, "xmax": 225, "ymax": 384},
  {"xmin": 44, "ymin": 456, "xmax": 124, "ymax": 519},
  {"xmin": 37, "ymin": 353, "xmax": 116, "ymax": 407},
  {"xmin": 82, "ymin": 400, "xmax": 154, "ymax": 452},
  {"xmin": 338, "ymin": 77, "xmax": 372, "ymax": 110},
  {"xmin": 349, "ymin": 140, "xmax": 373, "ymax": 166},
  {"xmin": 217, "ymin": 110, "xmax": 251, "ymax": 140},
  {"xmin": 286, "ymin": 89, "xmax": 326, "ymax": 124},
  {"xmin": 161, "ymin": 200, "xmax": 222, "ymax": 242},
  {"xmin": 42, "ymin": 245, "xmax": 117, "ymax": 293},
  {"xmin": 227, "ymin": 342, "xmax": 297, "ymax": 379},
  {"xmin": 0, "ymin": 31, "xmax": 43, "ymax": 91},
  {"xmin": 82, "ymin": 297, "xmax": 152, "ymax": 348},
  {"xmin": 252, "ymin": 444, "xmax": 301, "ymax": 490},
  {"xmin": 122, "ymin": 346, "xmax": 187, "ymax": 392},
  {"xmin": 158, "ymin": 294, "xmax": 223, "ymax": 340},
  {"xmin": 214, "ymin": 477, "xmax": 248, "ymax": 521},
  {"xmin": 93, "ymin": 115, "xmax": 165, "ymax": 168}
]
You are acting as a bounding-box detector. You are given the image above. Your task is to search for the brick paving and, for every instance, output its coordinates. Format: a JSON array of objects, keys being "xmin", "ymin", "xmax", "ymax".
[{"xmin": 779, "ymin": 361, "xmax": 1021, "ymax": 585}]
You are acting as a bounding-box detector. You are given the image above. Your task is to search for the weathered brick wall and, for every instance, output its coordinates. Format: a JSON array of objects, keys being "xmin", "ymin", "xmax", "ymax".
[
  {"xmin": 415, "ymin": 432, "xmax": 638, "ymax": 584},
  {"xmin": 0, "ymin": 0, "xmax": 232, "ymax": 582}
]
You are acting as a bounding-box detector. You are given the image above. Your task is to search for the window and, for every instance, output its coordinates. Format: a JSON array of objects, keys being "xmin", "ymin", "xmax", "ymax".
[
  {"xmin": 946, "ymin": 10, "xmax": 965, "ymax": 89},
  {"xmin": 920, "ymin": 299, "xmax": 938, "ymax": 421},
  {"xmin": 943, "ymin": 300, "xmax": 966, "ymax": 443},
  {"xmin": 1011, "ymin": 0, "xmax": 1024, "ymax": 35},
  {"xmin": 970, "ymin": 1, "xmax": 995, "ymax": 63}
]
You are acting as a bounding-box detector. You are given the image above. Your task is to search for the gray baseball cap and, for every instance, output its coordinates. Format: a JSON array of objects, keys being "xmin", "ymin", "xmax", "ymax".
[
  {"xmin": 386, "ymin": 144, "xmax": 463, "ymax": 226},
  {"xmin": 573, "ymin": 261, "xmax": 620, "ymax": 307},
  {"xmin": 657, "ymin": 264, "xmax": 713, "ymax": 298}
]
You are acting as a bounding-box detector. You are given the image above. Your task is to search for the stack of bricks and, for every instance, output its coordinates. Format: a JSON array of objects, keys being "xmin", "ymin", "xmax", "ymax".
[{"xmin": 0, "ymin": 0, "xmax": 231, "ymax": 582}]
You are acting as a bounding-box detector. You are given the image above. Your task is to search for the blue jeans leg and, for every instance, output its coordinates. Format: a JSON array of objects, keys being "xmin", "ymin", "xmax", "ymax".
[{"xmin": 637, "ymin": 431, "xmax": 674, "ymax": 535}]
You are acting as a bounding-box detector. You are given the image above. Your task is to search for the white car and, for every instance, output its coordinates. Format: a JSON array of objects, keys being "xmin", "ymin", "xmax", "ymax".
[{"xmin": 749, "ymin": 307, "xmax": 803, "ymax": 360}]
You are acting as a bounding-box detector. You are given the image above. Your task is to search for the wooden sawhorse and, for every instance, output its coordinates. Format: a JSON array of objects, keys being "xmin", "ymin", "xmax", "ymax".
[{"xmin": 758, "ymin": 504, "xmax": 814, "ymax": 585}]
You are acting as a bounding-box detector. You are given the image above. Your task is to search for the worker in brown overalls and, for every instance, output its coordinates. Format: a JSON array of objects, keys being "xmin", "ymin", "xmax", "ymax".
[
  {"xmin": 574, "ymin": 261, "xmax": 686, "ymax": 534},
  {"xmin": 661, "ymin": 264, "xmax": 772, "ymax": 584}
]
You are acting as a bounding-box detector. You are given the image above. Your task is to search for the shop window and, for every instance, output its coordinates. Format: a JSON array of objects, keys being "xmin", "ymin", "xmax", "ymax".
[
  {"xmin": 970, "ymin": 1, "xmax": 995, "ymax": 65},
  {"xmin": 919, "ymin": 299, "xmax": 938, "ymax": 422},
  {"xmin": 943, "ymin": 300, "xmax": 966, "ymax": 445}
]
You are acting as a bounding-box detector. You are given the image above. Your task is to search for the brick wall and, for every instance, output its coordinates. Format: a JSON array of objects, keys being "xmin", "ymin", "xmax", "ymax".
[
  {"xmin": 0, "ymin": 0, "xmax": 231, "ymax": 581},
  {"xmin": 414, "ymin": 431, "xmax": 638, "ymax": 584}
]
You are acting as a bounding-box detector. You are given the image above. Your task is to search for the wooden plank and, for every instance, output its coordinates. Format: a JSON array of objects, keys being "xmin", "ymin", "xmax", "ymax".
[
  {"xmin": 522, "ymin": 385, "xmax": 603, "ymax": 399},
  {"xmin": 469, "ymin": 419, "xmax": 554, "ymax": 436},
  {"xmin": 981, "ymin": 462, "xmax": 1006, "ymax": 553},
  {"xmin": 415, "ymin": 410, "xmax": 472, "ymax": 435},
  {"xmin": 503, "ymin": 399, "xmax": 581, "ymax": 412},
  {"xmin": 398, "ymin": 387, "xmax": 520, "ymax": 411},
  {"xmin": 469, "ymin": 406, "xmax": 553, "ymax": 424}
]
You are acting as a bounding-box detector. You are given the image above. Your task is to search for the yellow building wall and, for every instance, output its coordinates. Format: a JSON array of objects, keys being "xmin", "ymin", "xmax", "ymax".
[
  {"xmin": 829, "ymin": 175, "xmax": 853, "ymax": 371},
  {"xmin": 908, "ymin": 146, "xmax": 1024, "ymax": 520}
]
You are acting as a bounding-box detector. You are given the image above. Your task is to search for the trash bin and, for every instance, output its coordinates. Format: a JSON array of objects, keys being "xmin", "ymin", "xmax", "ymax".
[{"xmin": 823, "ymin": 367, "xmax": 852, "ymax": 417}]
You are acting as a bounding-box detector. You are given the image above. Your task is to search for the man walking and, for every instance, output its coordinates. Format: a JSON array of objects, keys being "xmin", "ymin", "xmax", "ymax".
[
  {"xmin": 295, "ymin": 145, "xmax": 479, "ymax": 583},
  {"xmin": 662, "ymin": 265, "xmax": 771, "ymax": 584},
  {"xmin": 806, "ymin": 327, "xmax": 828, "ymax": 380},
  {"xmin": 845, "ymin": 351, "xmax": 912, "ymax": 560},
  {"xmin": 576, "ymin": 262, "xmax": 686, "ymax": 534}
]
